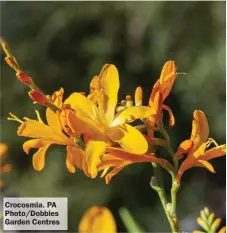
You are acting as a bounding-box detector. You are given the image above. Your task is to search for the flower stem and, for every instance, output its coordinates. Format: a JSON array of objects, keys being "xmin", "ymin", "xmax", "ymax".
[{"xmin": 151, "ymin": 163, "xmax": 180, "ymax": 233}]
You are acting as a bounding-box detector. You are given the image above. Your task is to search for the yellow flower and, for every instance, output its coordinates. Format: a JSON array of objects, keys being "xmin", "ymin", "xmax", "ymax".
[
  {"xmin": 176, "ymin": 110, "xmax": 226, "ymax": 183},
  {"xmin": 9, "ymin": 88, "xmax": 84, "ymax": 173},
  {"xmin": 78, "ymin": 206, "xmax": 117, "ymax": 233},
  {"xmin": 147, "ymin": 60, "xmax": 178, "ymax": 128},
  {"xmin": 65, "ymin": 64, "xmax": 155, "ymax": 178},
  {"xmin": 0, "ymin": 143, "xmax": 12, "ymax": 188},
  {"xmin": 98, "ymin": 147, "xmax": 174, "ymax": 184}
]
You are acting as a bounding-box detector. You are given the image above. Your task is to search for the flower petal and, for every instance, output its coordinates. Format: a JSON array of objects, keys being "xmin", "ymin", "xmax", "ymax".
[
  {"xmin": 135, "ymin": 86, "xmax": 143, "ymax": 106},
  {"xmin": 46, "ymin": 108, "xmax": 62, "ymax": 134},
  {"xmin": 23, "ymin": 139, "xmax": 52, "ymax": 154},
  {"xmin": 99, "ymin": 64, "xmax": 119, "ymax": 125},
  {"xmin": 78, "ymin": 206, "xmax": 117, "ymax": 233},
  {"xmin": 111, "ymin": 106, "xmax": 155, "ymax": 127},
  {"xmin": 67, "ymin": 145, "xmax": 84, "ymax": 170},
  {"xmin": 105, "ymin": 164, "xmax": 127, "ymax": 184},
  {"xmin": 176, "ymin": 157, "xmax": 215, "ymax": 183},
  {"xmin": 192, "ymin": 110, "xmax": 209, "ymax": 149},
  {"xmin": 66, "ymin": 110, "xmax": 105, "ymax": 139},
  {"xmin": 83, "ymin": 140, "xmax": 107, "ymax": 178},
  {"xmin": 176, "ymin": 139, "xmax": 194, "ymax": 157},
  {"xmin": 107, "ymin": 124, "xmax": 148, "ymax": 154},
  {"xmin": 52, "ymin": 88, "xmax": 64, "ymax": 108},
  {"xmin": 18, "ymin": 120, "xmax": 70, "ymax": 144},
  {"xmin": 99, "ymin": 148, "xmax": 173, "ymax": 183},
  {"xmin": 176, "ymin": 157, "xmax": 195, "ymax": 183},
  {"xmin": 196, "ymin": 160, "xmax": 215, "ymax": 173},
  {"xmin": 159, "ymin": 60, "xmax": 176, "ymax": 100},
  {"xmin": 66, "ymin": 146, "xmax": 76, "ymax": 173},
  {"xmin": 163, "ymin": 104, "xmax": 175, "ymax": 127},
  {"xmin": 32, "ymin": 144, "xmax": 51, "ymax": 171},
  {"xmin": 64, "ymin": 92, "xmax": 100, "ymax": 121},
  {"xmin": 199, "ymin": 144, "xmax": 226, "ymax": 161}
]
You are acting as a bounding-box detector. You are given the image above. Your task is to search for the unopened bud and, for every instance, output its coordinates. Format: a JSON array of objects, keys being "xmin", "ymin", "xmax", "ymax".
[
  {"xmin": 125, "ymin": 95, "xmax": 133, "ymax": 108},
  {"xmin": 197, "ymin": 217, "xmax": 209, "ymax": 232},
  {"xmin": 16, "ymin": 72, "xmax": 33, "ymax": 85},
  {"xmin": 5, "ymin": 56, "xmax": 19, "ymax": 71},
  {"xmin": 150, "ymin": 176, "xmax": 157, "ymax": 187},
  {"xmin": 135, "ymin": 86, "xmax": 143, "ymax": 106},
  {"xmin": 211, "ymin": 218, "xmax": 221, "ymax": 233},
  {"xmin": 29, "ymin": 90, "xmax": 50, "ymax": 107},
  {"xmin": 203, "ymin": 207, "xmax": 209, "ymax": 217}
]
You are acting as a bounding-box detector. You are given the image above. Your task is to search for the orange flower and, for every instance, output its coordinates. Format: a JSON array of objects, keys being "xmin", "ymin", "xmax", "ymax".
[
  {"xmin": 0, "ymin": 143, "xmax": 12, "ymax": 188},
  {"xmin": 176, "ymin": 110, "xmax": 226, "ymax": 183},
  {"xmin": 8, "ymin": 88, "xmax": 84, "ymax": 173},
  {"xmin": 146, "ymin": 60, "xmax": 178, "ymax": 128},
  {"xmin": 98, "ymin": 147, "xmax": 174, "ymax": 184},
  {"xmin": 78, "ymin": 206, "xmax": 117, "ymax": 233}
]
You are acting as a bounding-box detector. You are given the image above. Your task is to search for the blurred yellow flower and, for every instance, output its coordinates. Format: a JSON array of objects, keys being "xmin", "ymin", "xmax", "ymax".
[
  {"xmin": 65, "ymin": 64, "xmax": 155, "ymax": 178},
  {"xmin": 193, "ymin": 207, "xmax": 226, "ymax": 233},
  {"xmin": 0, "ymin": 143, "xmax": 12, "ymax": 188},
  {"xmin": 78, "ymin": 206, "xmax": 117, "ymax": 233},
  {"xmin": 176, "ymin": 110, "xmax": 226, "ymax": 183},
  {"xmin": 8, "ymin": 88, "xmax": 84, "ymax": 173}
]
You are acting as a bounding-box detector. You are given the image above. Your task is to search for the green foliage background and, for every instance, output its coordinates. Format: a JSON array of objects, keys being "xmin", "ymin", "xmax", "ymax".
[{"xmin": 1, "ymin": 2, "xmax": 226, "ymax": 232}]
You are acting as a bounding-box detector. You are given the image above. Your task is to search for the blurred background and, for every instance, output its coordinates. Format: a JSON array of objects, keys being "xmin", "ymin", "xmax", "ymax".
[{"xmin": 0, "ymin": 1, "xmax": 226, "ymax": 232}]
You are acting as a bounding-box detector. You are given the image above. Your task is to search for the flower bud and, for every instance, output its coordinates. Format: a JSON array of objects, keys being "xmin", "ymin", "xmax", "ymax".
[
  {"xmin": 125, "ymin": 95, "xmax": 133, "ymax": 108},
  {"xmin": 135, "ymin": 86, "xmax": 143, "ymax": 106},
  {"xmin": 28, "ymin": 90, "xmax": 50, "ymax": 107},
  {"xmin": 5, "ymin": 56, "xmax": 19, "ymax": 71},
  {"xmin": 16, "ymin": 72, "xmax": 33, "ymax": 85}
]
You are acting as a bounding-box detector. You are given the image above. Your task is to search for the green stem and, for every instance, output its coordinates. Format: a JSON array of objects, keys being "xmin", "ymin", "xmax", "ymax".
[
  {"xmin": 159, "ymin": 127, "xmax": 178, "ymax": 171},
  {"xmin": 151, "ymin": 163, "xmax": 180, "ymax": 233}
]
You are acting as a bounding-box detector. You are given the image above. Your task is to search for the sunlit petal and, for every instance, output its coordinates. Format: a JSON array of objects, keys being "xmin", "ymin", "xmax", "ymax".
[
  {"xmin": 83, "ymin": 140, "xmax": 107, "ymax": 178},
  {"xmin": 32, "ymin": 144, "xmax": 51, "ymax": 171},
  {"xmin": 46, "ymin": 108, "xmax": 62, "ymax": 134},
  {"xmin": 107, "ymin": 124, "xmax": 148, "ymax": 154},
  {"xmin": 111, "ymin": 106, "xmax": 155, "ymax": 127},
  {"xmin": 67, "ymin": 110, "xmax": 105, "ymax": 139},
  {"xmin": 23, "ymin": 139, "xmax": 52, "ymax": 154},
  {"xmin": 135, "ymin": 86, "xmax": 143, "ymax": 106},
  {"xmin": 64, "ymin": 92, "xmax": 99, "ymax": 121},
  {"xmin": 196, "ymin": 160, "xmax": 215, "ymax": 173},
  {"xmin": 199, "ymin": 145, "xmax": 226, "ymax": 161},
  {"xmin": 159, "ymin": 60, "xmax": 176, "ymax": 100},
  {"xmin": 176, "ymin": 139, "xmax": 194, "ymax": 157},
  {"xmin": 192, "ymin": 110, "xmax": 209, "ymax": 149},
  {"xmin": 18, "ymin": 120, "xmax": 70, "ymax": 144},
  {"xmin": 99, "ymin": 64, "xmax": 119, "ymax": 125}
]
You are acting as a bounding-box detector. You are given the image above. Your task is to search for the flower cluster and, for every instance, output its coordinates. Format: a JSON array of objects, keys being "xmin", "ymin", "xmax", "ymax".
[
  {"xmin": 1, "ymin": 37, "xmax": 225, "ymax": 186},
  {"xmin": 193, "ymin": 207, "xmax": 226, "ymax": 233}
]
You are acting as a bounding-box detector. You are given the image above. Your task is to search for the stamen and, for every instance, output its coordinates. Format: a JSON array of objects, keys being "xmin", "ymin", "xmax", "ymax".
[
  {"xmin": 176, "ymin": 72, "xmax": 187, "ymax": 76},
  {"xmin": 206, "ymin": 138, "xmax": 219, "ymax": 148},
  {"xmin": 7, "ymin": 112, "xmax": 24, "ymax": 124},
  {"xmin": 100, "ymin": 167, "xmax": 110, "ymax": 178},
  {"xmin": 35, "ymin": 110, "xmax": 44, "ymax": 123}
]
